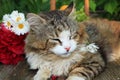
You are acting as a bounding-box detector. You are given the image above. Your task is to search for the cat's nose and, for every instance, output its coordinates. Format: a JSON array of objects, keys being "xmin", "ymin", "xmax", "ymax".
[{"xmin": 65, "ymin": 47, "xmax": 71, "ymax": 52}]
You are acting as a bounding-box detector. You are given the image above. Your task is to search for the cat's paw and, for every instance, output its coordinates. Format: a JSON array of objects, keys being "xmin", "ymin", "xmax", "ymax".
[
  {"xmin": 66, "ymin": 76, "xmax": 86, "ymax": 80},
  {"xmin": 33, "ymin": 68, "xmax": 51, "ymax": 80},
  {"xmin": 34, "ymin": 74, "xmax": 48, "ymax": 80}
]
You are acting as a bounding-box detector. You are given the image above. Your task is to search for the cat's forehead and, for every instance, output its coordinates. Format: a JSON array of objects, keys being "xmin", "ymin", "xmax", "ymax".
[
  {"xmin": 60, "ymin": 30, "xmax": 70, "ymax": 38},
  {"xmin": 38, "ymin": 10, "xmax": 79, "ymax": 37},
  {"xmin": 40, "ymin": 10, "xmax": 68, "ymax": 26},
  {"xmin": 40, "ymin": 10, "xmax": 66, "ymax": 20}
]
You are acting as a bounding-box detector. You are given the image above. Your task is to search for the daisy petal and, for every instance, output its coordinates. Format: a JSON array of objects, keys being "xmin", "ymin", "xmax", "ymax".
[
  {"xmin": 11, "ymin": 21, "xmax": 30, "ymax": 35},
  {"xmin": 10, "ymin": 10, "xmax": 25, "ymax": 23}
]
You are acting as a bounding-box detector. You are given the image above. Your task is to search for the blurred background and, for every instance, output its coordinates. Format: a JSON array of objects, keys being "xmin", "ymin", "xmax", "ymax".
[{"xmin": 0, "ymin": 0, "xmax": 120, "ymax": 21}]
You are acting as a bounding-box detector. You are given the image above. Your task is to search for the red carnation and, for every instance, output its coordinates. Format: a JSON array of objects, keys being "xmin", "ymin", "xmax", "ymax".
[{"xmin": 0, "ymin": 23, "xmax": 27, "ymax": 65}]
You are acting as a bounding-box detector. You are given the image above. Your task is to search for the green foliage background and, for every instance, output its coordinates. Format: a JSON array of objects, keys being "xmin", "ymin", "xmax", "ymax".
[
  {"xmin": 0, "ymin": 0, "xmax": 120, "ymax": 21},
  {"xmin": 90, "ymin": 0, "xmax": 120, "ymax": 20}
]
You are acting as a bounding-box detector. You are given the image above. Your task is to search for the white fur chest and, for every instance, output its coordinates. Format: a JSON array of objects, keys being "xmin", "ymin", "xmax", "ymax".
[
  {"xmin": 26, "ymin": 52, "xmax": 84, "ymax": 76},
  {"xmin": 51, "ymin": 53, "xmax": 83, "ymax": 76}
]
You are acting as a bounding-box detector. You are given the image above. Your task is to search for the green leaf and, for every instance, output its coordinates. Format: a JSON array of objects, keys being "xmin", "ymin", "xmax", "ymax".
[
  {"xmin": 75, "ymin": 7, "xmax": 89, "ymax": 22},
  {"xmin": 90, "ymin": 0, "xmax": 96, "ymax": 12},
  {"xmin": 96, "ymin": 0, "xmax": 107, "ymax": 6},
  {"xmin": 104, "ymin": 0, "xmax": 118, "ymax": 14},
  {"xmin": 75, "ymin": 0, "xmax": 84, "ymax": 10}
]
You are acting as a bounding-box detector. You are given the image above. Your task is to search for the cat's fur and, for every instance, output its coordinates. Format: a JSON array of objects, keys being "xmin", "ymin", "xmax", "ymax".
[
  {"xmin": 80, "ymin": 19, "xmax": 120, "ymax": 62},
  {"xmin": 25, "ymin": 2, "xmax": 120, "ymax": 80}
]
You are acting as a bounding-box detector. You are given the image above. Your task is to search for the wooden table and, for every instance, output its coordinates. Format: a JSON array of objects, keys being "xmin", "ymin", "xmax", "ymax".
[{"xmin": 0, "ymin": 59, "xmax": 120, "ymax": 80}]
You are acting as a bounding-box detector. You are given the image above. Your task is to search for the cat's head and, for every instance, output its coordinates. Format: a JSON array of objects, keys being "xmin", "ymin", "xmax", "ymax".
[{"xmin": 26, "ymin": 2, "xmax": 87, "ymax": 57}]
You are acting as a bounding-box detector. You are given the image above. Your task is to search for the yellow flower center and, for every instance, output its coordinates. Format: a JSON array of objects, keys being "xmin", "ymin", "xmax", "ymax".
[
  {"xmin": 16, "ymin": 17, "xmax": 21, "ymax": 22},
  {"xmin": 60, "ymin": 5, "xmax": 68, "ymax": 10},
  {"xmin": 7, "ymin": 21, "xmax": 11, "ymax": 27},
  {"xmin": 18, "ymin": 24, "xmax": 24, "ymax": 29}
]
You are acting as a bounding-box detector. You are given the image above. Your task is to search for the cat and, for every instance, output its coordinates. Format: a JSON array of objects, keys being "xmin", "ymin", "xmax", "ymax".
[{"xmin": 25, "ymin": 2, "xmax": 120, "ymax": 80}]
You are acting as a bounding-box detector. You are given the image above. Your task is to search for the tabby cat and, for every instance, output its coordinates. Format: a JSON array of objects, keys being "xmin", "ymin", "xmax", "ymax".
[{"xmin": 25, "ymin": 2, "xmax": 120, "ymax": 80}]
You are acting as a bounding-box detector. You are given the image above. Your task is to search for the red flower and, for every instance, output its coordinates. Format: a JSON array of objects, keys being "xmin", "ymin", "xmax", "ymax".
[
  {"xmin": 51, "ymin": 75, "xmax": 59, "ymax": 80},
  {"xmin": 0, "ymin": 23, "xmax": 27, "ymax": 65}
]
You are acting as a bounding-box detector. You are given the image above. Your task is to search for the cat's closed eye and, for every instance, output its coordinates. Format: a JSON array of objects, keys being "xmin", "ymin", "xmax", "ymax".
[{"xmin": 51, "ymin": 39, "xmax": 62, "ymax": 44}]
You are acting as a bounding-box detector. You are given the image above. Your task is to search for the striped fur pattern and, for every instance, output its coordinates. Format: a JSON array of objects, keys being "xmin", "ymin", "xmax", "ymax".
[
  {"xmin": 25, "ymin": 3, "xmax": 120, "ymax": 80},
  {"xmin": 80, "ymin": 18, "xmax": 120, "ymax": 62}
]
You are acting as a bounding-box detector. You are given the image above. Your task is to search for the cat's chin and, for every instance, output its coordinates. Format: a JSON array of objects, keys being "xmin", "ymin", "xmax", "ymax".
[{"xmin": 58, "ymin": 52, "xmax": 71, "ymax": 57}]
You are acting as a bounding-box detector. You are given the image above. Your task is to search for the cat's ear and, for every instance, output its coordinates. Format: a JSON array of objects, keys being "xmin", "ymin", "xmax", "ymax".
[
  {"xmin": 64, "ymin": 2, "xmax": 75, "ymax": 17},
  {"xmin": 27, "ymin": 13, "xmax": 46, "ymax": 26}
]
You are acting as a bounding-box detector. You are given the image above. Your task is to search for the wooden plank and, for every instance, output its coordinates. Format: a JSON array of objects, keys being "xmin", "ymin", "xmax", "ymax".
[
  {"xmin": 84, "ymin": 0, "xmax": 89, "ymax": 16},
  {"xmin": 95, "ymin": 61, "xmax": 120, "ymax": 80},
  {"xmin": 0, "ymin": 64, "xmax": 15, "ymax": 80},
  {"xmin": 5, "ymin": 61, "xmax": 36, "ymax": 80},
  {"xmin": 0, "ymin": 59, "xmax": 120, "ymax": 80},
  {"xmin": 50, "ymin": 0, "xmax": 56, "ymax": 10},
  {"xmin": 0, "ymin": 63, "xmax": 4, "ymax": 71}
]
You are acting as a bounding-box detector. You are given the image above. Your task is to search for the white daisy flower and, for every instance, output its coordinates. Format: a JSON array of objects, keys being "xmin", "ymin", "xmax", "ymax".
[
  {"xmin": 86, "ymin": 43, "xmax": 99, "ymax": 53},
  {"xmin": 11, "ymin": 21, "xmax": 30, "ymax": 35},
  {"xmin": 2, "ymin": 10, "xmax": 30, "ymax": 35},
  {"xmin": 2, "ymin": 14, "xmax": 13, "ymax": 30},
  {"xmin": 10, "ymin": 10, "xmax": 25, "ymax": 23},
  {"xmin": 80, "ymin": 43, "xmax": 99, "ymax": 53}
]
